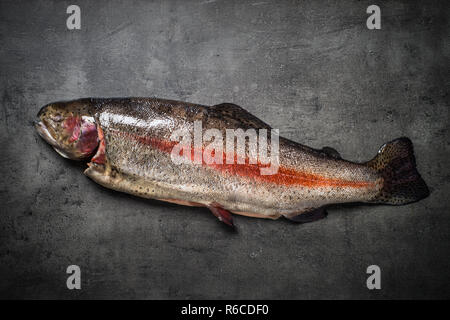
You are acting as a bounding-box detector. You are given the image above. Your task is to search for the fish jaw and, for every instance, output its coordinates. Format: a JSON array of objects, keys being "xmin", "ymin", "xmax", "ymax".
[
  {"xmin": 35, "ymin": 120, "xmax": 74, "ymax": 159},
  {"xmin": 35, "ymin": 120, "xmax": 58, "ymax": 147}
]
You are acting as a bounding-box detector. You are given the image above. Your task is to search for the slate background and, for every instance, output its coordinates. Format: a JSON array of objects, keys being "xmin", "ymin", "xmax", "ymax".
[{"xmin": 0, "ymin": 0, "xmax": 449, "ymax": 299}]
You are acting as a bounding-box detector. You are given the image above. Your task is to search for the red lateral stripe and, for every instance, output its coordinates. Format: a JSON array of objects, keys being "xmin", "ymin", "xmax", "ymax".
[{"xmin": 110, "ymin": 129, "xmax": 374, "ymax": 188}]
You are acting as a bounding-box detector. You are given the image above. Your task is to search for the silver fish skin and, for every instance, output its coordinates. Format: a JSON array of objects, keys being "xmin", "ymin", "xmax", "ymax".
[{"xmin": 35, "ymin": 98, "xmax": 430, "ymax": 224}]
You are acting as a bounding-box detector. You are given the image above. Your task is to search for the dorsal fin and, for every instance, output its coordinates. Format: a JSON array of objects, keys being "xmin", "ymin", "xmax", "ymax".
[
  {"xmin": 321, "ymin": 146, "xmax": 341, "ymax": 159},
  {"xmin": 210, "ymin": 103, "xmax": 272, "ymax": 130}
]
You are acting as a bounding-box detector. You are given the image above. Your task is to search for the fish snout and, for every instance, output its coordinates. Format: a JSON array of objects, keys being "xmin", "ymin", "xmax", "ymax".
[
  {"xmin": 35, "ymin": 104, "xmax": 100, "ymax": 161},
  {"xmin": 34, "ymin": 118, "xmax": 79, "ymax": 160},
  {"xmin": 34, "ymin": 119, "xmax": 58, "ymax": 147}
]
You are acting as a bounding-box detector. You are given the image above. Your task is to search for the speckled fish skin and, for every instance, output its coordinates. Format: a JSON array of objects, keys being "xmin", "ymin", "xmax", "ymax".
[{"xmin": 36, "ymin": 97, "xmax": 429, "ymax": 223}]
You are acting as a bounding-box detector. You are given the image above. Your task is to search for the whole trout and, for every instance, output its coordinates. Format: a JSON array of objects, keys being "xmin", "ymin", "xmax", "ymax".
[{"xmin": 35, "ymin": 98, "xmax": 429, "ymax": 226}]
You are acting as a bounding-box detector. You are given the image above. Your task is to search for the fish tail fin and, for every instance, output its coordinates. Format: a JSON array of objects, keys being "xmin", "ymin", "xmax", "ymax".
[{"xmin": 366, "ymin": 137, "xmax": 429, "ymax": 205}]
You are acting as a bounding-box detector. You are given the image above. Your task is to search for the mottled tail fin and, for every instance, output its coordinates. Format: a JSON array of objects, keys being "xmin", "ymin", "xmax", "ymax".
[{"xmin": 367, "ymin": 137, "xmax": 429, "ymax": 205}]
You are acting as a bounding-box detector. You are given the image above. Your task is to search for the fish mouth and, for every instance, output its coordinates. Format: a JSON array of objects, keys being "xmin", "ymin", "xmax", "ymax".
[
  {"xmin": 34, "ymin": 120, "xmax": 58, "ymax": 146},
  {"xmin": 34, "ymin": 120, "xmax": 73, "ymax": 159}
]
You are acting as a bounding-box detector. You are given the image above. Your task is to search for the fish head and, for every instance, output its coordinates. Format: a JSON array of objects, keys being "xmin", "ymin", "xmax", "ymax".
[{"xmin": 35, "ymin": 100, "xmax": 99, "ymax": 160}]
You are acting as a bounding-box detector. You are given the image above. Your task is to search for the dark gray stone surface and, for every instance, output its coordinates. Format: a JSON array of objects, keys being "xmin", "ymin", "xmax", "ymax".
[{"xmin": 0, "ymin": 0, "xmax": 449, "ymax": 299}]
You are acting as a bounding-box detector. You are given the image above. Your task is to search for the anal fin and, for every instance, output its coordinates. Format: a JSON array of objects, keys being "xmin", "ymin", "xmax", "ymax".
[
  {"xmin": 208, "ymin": 203, "xmax": 234, "ymax": 227},
  {"xmin": 284, "ymin": 207, "xmax": 328, "ymax": 224}
]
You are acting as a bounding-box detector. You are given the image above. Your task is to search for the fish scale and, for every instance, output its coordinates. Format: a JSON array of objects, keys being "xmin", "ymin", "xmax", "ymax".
[{"xmin": 35, "ymin": 97, "xmax": 430, "ymax": 226}]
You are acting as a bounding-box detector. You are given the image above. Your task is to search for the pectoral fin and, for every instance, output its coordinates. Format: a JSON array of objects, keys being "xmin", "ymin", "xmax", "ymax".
[
  {"xmin": 208, "ymin": 203, "xmax": 234, "ymax": 227},
  {"xmin": 284, "ymin": 207, "xmax": 328, "ymax": 224}
]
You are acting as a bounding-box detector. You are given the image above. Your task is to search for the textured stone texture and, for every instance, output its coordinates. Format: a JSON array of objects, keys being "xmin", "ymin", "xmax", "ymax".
[{"xmin": 0, "ymin": 0, "xmax": 449, "ymax": 299}]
